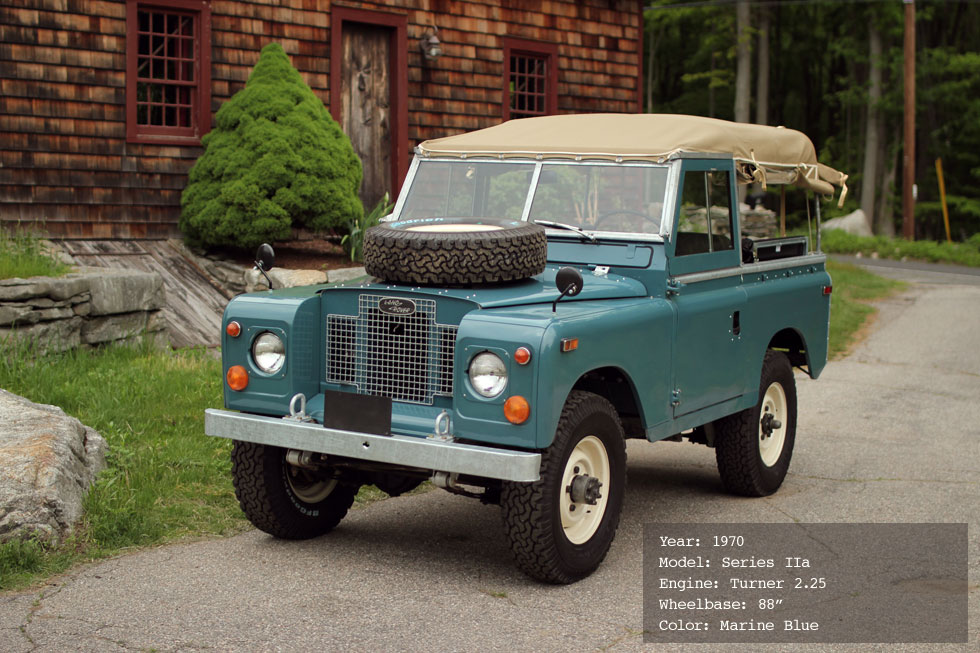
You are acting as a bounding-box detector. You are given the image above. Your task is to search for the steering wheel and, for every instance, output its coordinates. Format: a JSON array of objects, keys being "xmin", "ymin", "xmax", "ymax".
[{"xmin": 593, "ymin": 209, "xmax": 660, "ymax": 231}]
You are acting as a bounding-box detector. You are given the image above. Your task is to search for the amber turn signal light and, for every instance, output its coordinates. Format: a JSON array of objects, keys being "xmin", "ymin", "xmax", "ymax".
[
  {"xmin": 504, "ymin": 395, "xmax": 530, "ymax": 424},
  {"xmin": 226, "ymin": 365, "xmax": 248, "ymax": 391},
  {"xmin": 226, "ymin": 321, "xmax": 241, "ymax": 337}
]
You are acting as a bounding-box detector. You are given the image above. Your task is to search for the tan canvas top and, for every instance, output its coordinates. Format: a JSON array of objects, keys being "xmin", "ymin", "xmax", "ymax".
[{"xmin": 418, "ymin": 114, "xmax": 848, "ymax": 201}]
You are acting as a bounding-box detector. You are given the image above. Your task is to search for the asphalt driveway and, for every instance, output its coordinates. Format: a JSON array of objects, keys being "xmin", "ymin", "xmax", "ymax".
[{"xmin": 2, "ymin": 275, "xmax": 978, "ymax": 652}]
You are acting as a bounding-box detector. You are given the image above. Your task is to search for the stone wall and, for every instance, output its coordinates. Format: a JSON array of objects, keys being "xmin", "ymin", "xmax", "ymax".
[{"xmin": 0, "ymin": 267, "xmax": 167, "ymax": 352}]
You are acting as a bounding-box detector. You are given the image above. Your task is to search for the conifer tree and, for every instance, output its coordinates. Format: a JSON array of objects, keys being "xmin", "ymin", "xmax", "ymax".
[{"xmin": 180, "ymin": 43, "xmax": 362, "ymax": 249}]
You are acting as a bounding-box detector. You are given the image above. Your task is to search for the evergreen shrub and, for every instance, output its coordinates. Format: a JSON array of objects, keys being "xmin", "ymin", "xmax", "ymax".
[{"xmin": 180, "ymin": 43, "xmax": 362, "ymax": 250}]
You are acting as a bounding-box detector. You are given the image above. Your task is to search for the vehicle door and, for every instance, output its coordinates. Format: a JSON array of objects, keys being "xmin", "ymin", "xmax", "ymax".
[{"xmin": 666, "ymin": 159, "xmax": 746, "ymax": 417}]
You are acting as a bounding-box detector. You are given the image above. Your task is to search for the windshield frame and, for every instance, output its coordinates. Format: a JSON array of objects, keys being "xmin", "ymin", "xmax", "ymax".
[{"xmin": 393, "ymin": 155, "xmax": 672, "ymax": 243}]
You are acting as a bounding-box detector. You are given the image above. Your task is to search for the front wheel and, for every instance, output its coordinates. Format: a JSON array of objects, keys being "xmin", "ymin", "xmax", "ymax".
[
  {"xmin": 714, "ymin": 350, "xmax": 797, "ymax": 496},
  {"xmin": 231, "ymin": 441, "xmax": 358, "ymax": 539},
  {"xmin": 500, "ymin": 391, "xmax": 626, "ymax": 584}
]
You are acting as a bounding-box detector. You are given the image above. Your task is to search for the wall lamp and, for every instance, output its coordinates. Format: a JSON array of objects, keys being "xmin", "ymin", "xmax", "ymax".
[{"xmin": 420, "ymin": 26, "xmax": 442, "ymax": 62}]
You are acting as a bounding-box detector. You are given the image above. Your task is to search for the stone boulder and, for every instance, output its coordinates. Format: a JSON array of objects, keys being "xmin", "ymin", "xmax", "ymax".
[
  {"xmin": 0, "ymin": 389, "xmax": 107, "ymax": 545},
  {"xmin": 244, "ymin": 266, "xmax": 367, "ymax": 293},
  {"xmin": 821, "ymin": 208, "xmax": 873, "ymax": 237}
]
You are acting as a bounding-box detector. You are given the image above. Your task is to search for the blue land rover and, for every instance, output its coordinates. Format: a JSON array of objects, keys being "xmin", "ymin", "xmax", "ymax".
[{"xmin": 205, "ymin": 114, "xmax": 847, "ymax": 583}]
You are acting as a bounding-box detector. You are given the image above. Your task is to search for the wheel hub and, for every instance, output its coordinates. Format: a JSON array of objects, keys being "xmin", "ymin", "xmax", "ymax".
[
  {"xmin": 760, "ymin": 411, "xmax": 783, "ymax": 439},
  {"xmin": 567, "ymin": 474, "xmax": 603, "ymax": 505}
]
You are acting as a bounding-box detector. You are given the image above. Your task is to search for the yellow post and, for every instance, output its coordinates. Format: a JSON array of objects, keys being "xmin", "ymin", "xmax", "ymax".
[{"xmin": 935, "ymin": 158, "xmax": 951, "ymax": 243}]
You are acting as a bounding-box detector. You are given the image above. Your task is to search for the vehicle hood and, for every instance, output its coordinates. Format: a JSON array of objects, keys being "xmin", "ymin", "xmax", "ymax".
[{"xmin": 343, "ymin": 264, "xmax": 647, "ymax": 309}]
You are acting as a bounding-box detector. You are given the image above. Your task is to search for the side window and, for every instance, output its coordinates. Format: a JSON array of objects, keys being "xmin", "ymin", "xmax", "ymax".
[
  {"xmin": 502, "ymin": 38, "xmax": 558, "ymax": 121},
  {"xmin": 126, "ymin": 0, "xmax": 211, "ymax": 144},
  {"xmin": 675, "ymin": 171, "xmax": 734, "ymax": 256}
]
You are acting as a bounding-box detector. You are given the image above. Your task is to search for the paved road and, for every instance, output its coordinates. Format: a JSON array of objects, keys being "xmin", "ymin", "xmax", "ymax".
[
  {"xmin": 2, "ymin": 278, "xmax": 978, "ymax": 652},
  {"xmin": 830, "ymin": 253, "xmax": 980, "ymax": 285}
]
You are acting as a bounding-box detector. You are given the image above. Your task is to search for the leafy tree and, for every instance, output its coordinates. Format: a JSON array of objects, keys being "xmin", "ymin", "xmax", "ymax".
[
  {"xmin": 643, "ymin": 0, "xmax": 980, "ymax": 241},
  {"xmin": 180, "ymin": 43, "xmax": 362, "ymax": 250}
]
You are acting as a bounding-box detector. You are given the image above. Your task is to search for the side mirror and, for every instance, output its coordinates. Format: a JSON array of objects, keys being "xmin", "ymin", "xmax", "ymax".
[
  {"xmin": 553, "ymin": 266, "xmax": 584, "ymax": 312},
  {"xmin": 555, "ymin": 266, "xmax": 583, "ymax": 296},
  {"xmin": 255, "ymin": 243, "xmax": 275, "ymax": 271}
]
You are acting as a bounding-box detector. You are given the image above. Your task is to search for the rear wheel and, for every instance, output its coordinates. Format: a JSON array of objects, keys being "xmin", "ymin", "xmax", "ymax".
[
  {"xmin": 500, "ymin": 391, "xmax": 626, "ymax": 584},
  {"xmin": 714, "ymin": 350, "xmax": 797, "ymax": 496},
  {"xmin": 231, "ymin": 441, "xmax": 358, "ymax": 539}
]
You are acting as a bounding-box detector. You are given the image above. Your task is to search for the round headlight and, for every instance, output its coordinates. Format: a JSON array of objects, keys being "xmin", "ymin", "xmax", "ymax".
[
  {"xmin": 252, "ymin": 332, "xmax": 285, "ymax": 374},
  {"xmin": 469, "ymin": 351, "xmax": 507, "ymax": 398}
]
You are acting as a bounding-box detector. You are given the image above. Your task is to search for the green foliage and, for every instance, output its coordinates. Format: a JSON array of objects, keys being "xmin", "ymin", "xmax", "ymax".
[
  {"xmin": 822, "ymin": 230, "xmax": 980, "ymax": 267},
  {"xmin": 342, "ymin": 192, "xmax": 393, "ymax": 262},
  {"xmin": 644, "ymin": 1, "xmax": 980, "ymax": 241},
  {"xmin": 180, "ymin": 43, "xmax": 363, "ymax": 250},
  {"xmin": 0, "ymin": 227, "xmax": 71, "ymax": 280},
  {"xmin": 826, "ymin": 260, "xmax": 906, "ymax": 359},
  {"xmin": 0, "ymin": 340, "xmax": 246, "ymax": 590}
]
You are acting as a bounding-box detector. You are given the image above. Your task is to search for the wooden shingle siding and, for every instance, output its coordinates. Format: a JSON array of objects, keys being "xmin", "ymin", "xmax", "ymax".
[{"xmin": 1, "ymin": 0, "xmax": 640, "ymax": 239}]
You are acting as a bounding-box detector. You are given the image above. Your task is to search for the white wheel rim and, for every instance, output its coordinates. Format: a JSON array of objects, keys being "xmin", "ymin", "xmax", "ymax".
[
  {"xmin": 287, "ymin": 467, "xmax": 337, "ymax": 504},
  {"xmin": 758, "ymin": 382, "xmax": 788, "ymax": 467},
  {"xmin": 560, "ymin": 435, "xmax": 610, "ymax": 545},
  {"xmin": 404, "ymin": 224, "xmax": 504, "ymax": 233}
]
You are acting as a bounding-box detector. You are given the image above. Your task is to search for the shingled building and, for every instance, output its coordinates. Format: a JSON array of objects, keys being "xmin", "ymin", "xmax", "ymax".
[{"xmin": 1, "ymin": 0, "xmax": 643, "ymax": 240}]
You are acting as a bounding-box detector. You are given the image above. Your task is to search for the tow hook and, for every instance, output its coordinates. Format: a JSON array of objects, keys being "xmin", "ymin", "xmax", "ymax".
[
  {"xmin": 760, "ymin": 411, "xmax": 783, "ymax": 439},
  {"xmin": 567, "ymin": 475, "xmax": 603, "ymax": 506}
]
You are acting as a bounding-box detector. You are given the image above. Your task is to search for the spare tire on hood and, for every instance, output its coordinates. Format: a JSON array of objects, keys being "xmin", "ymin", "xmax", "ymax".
[{"xmin": 363, "ymin": 217, "xmax": 547, "ymax": 285}]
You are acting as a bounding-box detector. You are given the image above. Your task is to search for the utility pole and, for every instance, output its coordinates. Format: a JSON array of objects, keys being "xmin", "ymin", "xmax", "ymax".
[{"xmin": 902, "ymin": 0, "xmax": 916, "ymax": 240}]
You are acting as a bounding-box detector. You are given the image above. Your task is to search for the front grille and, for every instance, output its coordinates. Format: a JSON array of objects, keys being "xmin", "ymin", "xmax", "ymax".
[{"xmin": 326, "ymin": 295, "xmax": 457, "ymax": 405}]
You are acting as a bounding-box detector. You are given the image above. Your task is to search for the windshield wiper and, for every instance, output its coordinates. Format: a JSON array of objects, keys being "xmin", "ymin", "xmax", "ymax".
[{"xmin": 533, "ymin": 220, "xmax": 598, "ymax": 243}]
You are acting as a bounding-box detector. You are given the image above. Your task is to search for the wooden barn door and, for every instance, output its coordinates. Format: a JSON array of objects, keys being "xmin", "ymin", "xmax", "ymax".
[
  {"xmin": 330, "ymin": 9, "xmax": 408, "ymax": 212},
  {"xmin": 341, "ymin": 23, "xmax": 391, "ymax": 211}
]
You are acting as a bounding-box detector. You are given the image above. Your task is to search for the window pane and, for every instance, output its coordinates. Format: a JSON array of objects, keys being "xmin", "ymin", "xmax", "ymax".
[
  {"xmin": 509, "ymin": 53, "xmax": 549, "ymax": 118},
  {"xmin": 675, "ymin": 171, "xmax": 734, "ymax": 255},
  {"xmin": 132, "ymin": 7, "xmax": 201, "ymax": 136},
  {"xmin": 529, "ymin": 164, "xmax": 667, "ymax": 235},
  {"xmin": 707, "ymin": 171, "xmax": 733, "ymax": 250},
  {"xmin": 402, "ymin": 162, "xmax": 534, "ymax": 221}
]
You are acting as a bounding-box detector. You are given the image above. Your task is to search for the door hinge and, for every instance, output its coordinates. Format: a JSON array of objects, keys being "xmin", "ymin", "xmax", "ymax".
[{"xmin": 671, "ymin": 388, "xmax": 682, "ymax": 407}]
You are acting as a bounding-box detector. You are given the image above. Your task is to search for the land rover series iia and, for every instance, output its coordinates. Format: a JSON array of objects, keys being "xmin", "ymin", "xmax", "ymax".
[{"xmin": 205, "ymin": 114, "xmax": 848, "ymax": 583}]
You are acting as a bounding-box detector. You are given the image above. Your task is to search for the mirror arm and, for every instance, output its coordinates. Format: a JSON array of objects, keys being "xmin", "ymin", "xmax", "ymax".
[
  {"xmin": 552, "ymin": 286, "xmax": 575, "ymax": 313},
  {"xmin": 254, "ymin": 260, "xmax": 274, "ymax": 290}
]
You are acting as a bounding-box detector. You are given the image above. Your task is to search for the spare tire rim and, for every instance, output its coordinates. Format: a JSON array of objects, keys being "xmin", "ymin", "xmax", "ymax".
[
  {"xmin": 560, "ymin": 435, "xmax": 610, "ymax": 545},
  {"xmin": 403, "ymin": 224, "xmax": 505, "ymax": 233},
  {"xmin": 758, "ymin": 382, "xmax": 788, "ymax": 467}
]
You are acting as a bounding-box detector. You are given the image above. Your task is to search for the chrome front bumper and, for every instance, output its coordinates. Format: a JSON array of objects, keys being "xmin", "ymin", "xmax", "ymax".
[{"xmin": 205, "ymin": 409, "xmax": 541, "ymax": 482}]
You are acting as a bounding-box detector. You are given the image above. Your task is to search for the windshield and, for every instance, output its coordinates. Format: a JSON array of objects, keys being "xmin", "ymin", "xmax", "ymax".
[
  {"xmin": 399, "ymin": 159, "xmax": 669, "ymax": 236},
  {"xmin": 528, "ymin": 164, "xmax": 669, "ymax": 235},
  {"xmin": 400, "ymin": 161, "xmax": 534, "ymax": 220}
]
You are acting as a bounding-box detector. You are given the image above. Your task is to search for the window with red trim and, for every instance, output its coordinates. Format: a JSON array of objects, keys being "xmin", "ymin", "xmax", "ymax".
[
  {"xmin": 503, "ymin": 38, "xmax": 557, "ymax": 121},
  {"xmin": 126, "ymin": 0, "xmax": 210, "ymax": 144}
]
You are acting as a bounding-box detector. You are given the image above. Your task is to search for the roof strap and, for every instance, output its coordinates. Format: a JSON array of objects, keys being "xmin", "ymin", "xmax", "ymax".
[
  {"xmin": 749, "ymin": 149, "xmax": 768, "ymax": 191},
  {"xmin": 837, "ymin": 174, "xmax": 849, "ymax": 208}
]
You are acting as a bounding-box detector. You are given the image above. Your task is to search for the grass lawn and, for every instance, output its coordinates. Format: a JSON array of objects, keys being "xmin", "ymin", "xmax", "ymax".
[
  {"xmin": 0, "ymin": 260, "xmax": 904, "ymax": 591},
  {"xmin": 0, "ymin": 229, "xmax": 71, "ymax": 280},
  {"xmin": 822, "ymin": 230, "xmax": 980, "ymax": 268}
]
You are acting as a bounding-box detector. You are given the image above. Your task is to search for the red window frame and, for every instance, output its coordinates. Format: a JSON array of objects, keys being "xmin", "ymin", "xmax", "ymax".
[
  {"xmin": 126, "ymin": 0, "xmax": 211, "ymax": 144},
  {"xmin": 502, "ymin": 38, "xmax": 558, "ymax": 121}
]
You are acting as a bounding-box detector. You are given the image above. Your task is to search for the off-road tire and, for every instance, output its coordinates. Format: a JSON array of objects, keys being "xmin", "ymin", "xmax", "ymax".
[
  {"xmin": 363, "ymin": 218, "xmax": 547, "ymax": 285},
  {"xmin": 231, "ymin": 440, "xmax": 358, "ymax": 539},
  {"xmin": 714, "ymin": 350, "xmax": 797, "ymax": 496},
  {"xmin": 500, "ymin": 391, "xmax": 626, "ymax": 584}
]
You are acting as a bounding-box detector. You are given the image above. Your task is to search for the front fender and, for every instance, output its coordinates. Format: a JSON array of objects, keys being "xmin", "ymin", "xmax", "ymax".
[{"xmin": 452, "ymin": 299, "xmax": 674, "ymax": 450}]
